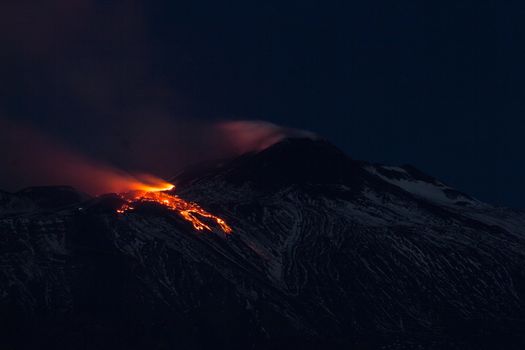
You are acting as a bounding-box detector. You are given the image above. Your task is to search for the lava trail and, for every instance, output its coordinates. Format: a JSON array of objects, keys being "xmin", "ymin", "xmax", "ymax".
[{"xmin": 116, "ymin": 185, "xmax": 232, "ymax": 234}]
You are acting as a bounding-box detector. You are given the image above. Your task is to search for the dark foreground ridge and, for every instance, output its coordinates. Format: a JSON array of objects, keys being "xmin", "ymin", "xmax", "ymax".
[{"xmin": 1, "ymin": 138, "xmax": 525, "ymax": 349}]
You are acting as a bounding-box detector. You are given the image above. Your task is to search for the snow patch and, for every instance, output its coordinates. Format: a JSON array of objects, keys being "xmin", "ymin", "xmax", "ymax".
[{"xmin": 366, "ymin": 166, "xmax": 479, "ymax": 207}]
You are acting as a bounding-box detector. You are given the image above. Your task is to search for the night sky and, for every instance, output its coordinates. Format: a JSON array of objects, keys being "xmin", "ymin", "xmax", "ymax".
[{"xmin": 1, "ymin": 1, "xmax": 524, "ymax": 207}]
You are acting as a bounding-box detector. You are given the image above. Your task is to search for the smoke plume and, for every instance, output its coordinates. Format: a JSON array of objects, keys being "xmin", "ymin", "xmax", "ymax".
[{"xmin": 0, "ymin": 117, "xmax": 313, "ymax": 194}]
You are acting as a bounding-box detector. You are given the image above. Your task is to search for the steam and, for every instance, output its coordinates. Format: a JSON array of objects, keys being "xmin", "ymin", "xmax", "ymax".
[{"xmin": 217, "ymin": 120, "xmax": 316, "ymax": 154}]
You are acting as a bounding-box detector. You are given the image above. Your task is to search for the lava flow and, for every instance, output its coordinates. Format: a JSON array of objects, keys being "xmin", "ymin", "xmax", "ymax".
[{"xmin": 116, "ymin": 184, "xmax": 232, "ymax": 234}]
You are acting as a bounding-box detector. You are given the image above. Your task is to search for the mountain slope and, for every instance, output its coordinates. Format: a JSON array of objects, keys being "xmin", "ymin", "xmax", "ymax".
[{"xmin": 1, "ymin": 138, "xmax": 525, "ymax": 349}]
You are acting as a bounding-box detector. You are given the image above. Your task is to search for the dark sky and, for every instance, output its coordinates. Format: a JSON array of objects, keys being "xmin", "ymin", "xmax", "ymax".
[{"xmin": 1, "ymin": 0, "xmax": 524, "ymax": 207}]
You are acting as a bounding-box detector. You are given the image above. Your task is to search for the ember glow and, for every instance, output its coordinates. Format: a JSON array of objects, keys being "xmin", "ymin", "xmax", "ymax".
[
  {"xmin": 116, "ymin": 185, "xmax": 232, "ymax": 234},
  {"xmin": 125, "ymin": 175, "xmax": 175, "ymax": 193}
]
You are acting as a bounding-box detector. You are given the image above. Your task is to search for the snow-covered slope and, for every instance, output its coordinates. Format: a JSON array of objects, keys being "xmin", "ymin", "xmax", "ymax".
[
  {"xmin": 365, "ymin": 164, "xmax": 481, "ymax": 208},
  {"xmin": 1, "ymin": 138, "xmax": 524, "ymax": 350}
]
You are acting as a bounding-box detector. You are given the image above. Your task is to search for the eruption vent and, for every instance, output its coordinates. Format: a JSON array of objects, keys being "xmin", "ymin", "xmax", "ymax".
[{"xmin": 115, "ymin": 185, "xmax": 232, "ymax": 234}]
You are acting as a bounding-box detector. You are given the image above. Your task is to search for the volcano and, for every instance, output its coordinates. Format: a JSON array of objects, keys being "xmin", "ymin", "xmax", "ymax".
[{"xmin": 1, "ymin": 138, "xmax": 525, "ymax": 349}]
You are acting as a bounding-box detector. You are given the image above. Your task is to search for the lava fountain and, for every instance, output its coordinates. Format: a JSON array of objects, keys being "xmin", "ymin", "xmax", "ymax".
[{"xmin": 115, "ymin": 183, "xmax": 232, "ymax": 234}]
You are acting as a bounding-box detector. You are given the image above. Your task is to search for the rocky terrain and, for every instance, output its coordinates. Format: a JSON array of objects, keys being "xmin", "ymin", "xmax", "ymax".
[{"xmin": 1, "ymin": 138, "xmax": 525, "ymax": 349}]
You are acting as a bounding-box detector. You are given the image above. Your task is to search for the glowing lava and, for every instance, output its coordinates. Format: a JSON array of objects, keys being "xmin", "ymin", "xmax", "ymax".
[{"xmin": 116, "ymin": 185, "xmax": 232, "ymax": 234}]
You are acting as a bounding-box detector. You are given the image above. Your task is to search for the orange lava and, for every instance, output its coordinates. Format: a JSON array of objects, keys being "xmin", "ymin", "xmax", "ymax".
[
  {"xmin": 116, "ymin": 185, "xmax": 232, "ymax": 234},
  {"xmin": 126, "ymin": 177, "xmax": 175, "ymax": 193}
]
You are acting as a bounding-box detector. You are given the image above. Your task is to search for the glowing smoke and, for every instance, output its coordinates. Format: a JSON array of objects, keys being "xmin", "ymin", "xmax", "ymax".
[
  {"xmin": 0, "ymin": 118, "xmax": 175, "ymax": 194},
  {"xmin": 217, "ymin": 120, "xmax": 316, "ymax": 154},
  {"xmin": 0, "ymin": 117, "xmax": 314, "ymax": 194}
]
